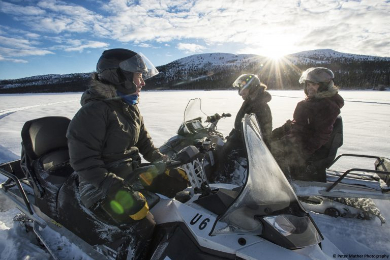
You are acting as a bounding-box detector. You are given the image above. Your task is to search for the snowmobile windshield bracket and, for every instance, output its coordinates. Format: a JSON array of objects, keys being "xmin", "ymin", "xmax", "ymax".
[
  {"xmin": 0, "ymin": 167, "xmax": 33, "ymax": 214},
  {"xmin": 326, "ymin": 168, "xmax": 390, "ymax": 192}
]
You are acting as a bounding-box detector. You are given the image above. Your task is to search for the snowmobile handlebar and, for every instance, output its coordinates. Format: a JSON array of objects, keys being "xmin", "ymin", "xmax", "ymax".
[{"xmin": 205, "ymin": 113, "xmax": 231, "ymax": 123}]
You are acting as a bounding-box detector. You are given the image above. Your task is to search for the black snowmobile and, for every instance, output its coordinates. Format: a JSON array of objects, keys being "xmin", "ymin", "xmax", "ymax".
[{"xmin": 0, "ymin": 111, "xmax": 342, "ymax": 259}]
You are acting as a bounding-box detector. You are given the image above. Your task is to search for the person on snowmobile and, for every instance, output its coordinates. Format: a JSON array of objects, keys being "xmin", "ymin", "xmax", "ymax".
[
  {"xmin": 212, "ymin": 74, "xmax": 273, "ymax": 183},
  {"xmin": 231, "ymin": 74, "xmax": 273, "ymax": 148},
  {"xmin": 66, "ymin": 48, "xmax": 186, "ymax": 259},
  {"xmin": 271, "ymin": 67, "xmax": 344, "ymax": 179}
]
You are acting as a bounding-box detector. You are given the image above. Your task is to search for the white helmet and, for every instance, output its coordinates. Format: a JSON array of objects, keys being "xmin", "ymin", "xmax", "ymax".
[{"xmin": 299, "ymin": 67, "xmax": 334, "ymax": 84}]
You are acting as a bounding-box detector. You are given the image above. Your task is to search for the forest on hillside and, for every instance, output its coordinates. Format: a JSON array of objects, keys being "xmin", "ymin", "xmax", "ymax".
[{"xmin": 0, "ymin": 56, "xmax": 389, "ymax": 94}]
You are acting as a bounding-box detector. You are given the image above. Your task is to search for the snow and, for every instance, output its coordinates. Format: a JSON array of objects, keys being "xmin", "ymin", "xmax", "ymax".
[{"xmin": 0, "ymin": 90, "xmax": 390, "ymax": 259}]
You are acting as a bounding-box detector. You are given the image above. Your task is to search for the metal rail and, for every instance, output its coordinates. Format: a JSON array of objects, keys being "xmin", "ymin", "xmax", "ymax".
[
  {"xmin": 0, "ymin": 167, "xmax": 33, "ymax": 214},
  {"xmin": 326, "ymin": 154, "xmax": 390, "ymax": 192}
]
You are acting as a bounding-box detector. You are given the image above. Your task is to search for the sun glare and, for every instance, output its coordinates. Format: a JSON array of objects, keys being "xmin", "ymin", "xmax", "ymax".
[{"xmin": 266, "ymin": 51, "xmax": 285, "ymax": 61}]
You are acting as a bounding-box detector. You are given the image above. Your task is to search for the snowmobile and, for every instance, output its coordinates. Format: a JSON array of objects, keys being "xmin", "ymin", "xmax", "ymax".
[
  {"xmin": 160, "ymin": 98, "xmax": 390, "ymax": 224},
  {"xmin": 0, "ymin": 108, "xmax": 340, "ymax": 259},
  {"xmin": 159, "ymin": 98, "xmax": 231, "ymax": 158}
]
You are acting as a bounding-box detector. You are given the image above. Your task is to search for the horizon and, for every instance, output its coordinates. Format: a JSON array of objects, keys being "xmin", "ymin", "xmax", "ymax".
[{"xmin": 0, "ymin": 0, "xmax": 389, "ymax": 80}]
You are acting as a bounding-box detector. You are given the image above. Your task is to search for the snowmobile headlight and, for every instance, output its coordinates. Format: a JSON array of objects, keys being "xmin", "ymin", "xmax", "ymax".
[
  {"xmin": 227, "ymin": 207, "xmax": 263, "ymax": 234},
  {"xmin": 263, "ymin": 215, "xmax": 295, "ymax": 236},
  {"xmin": 263, "ymin": 214, "xmax": 323, "ymax": 248}
]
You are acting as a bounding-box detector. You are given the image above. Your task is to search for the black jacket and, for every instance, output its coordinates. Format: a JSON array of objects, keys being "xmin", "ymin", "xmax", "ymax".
[
  {"xmin": 234, "ymin": 89, "xmax": 273, "ymax": 148},
  {"xmin": 67, "ymin": 79, "xmax": 163, "ymax": 208}
]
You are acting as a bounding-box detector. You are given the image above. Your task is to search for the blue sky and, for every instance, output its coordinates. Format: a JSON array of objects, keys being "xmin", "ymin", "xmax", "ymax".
[{"xmin": 0, "ymin": 0, "xmax": 389, "ymax": 80}]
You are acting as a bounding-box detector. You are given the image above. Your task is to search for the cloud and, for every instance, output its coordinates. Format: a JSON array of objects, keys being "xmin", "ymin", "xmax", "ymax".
[
  {"xmin": 0, "ymin": 0, "xmax": 389, "ymax": 59},
  {"xmin": 0, "ymin": 1, "xmax": 45, "ymax": 16},
  {"xmin": 0, "ymin": 45, "xmax": 53, "ymax": 61},
  {"xmin": 177, "ymin": 43, "xmax": 205, "ymax": 53},
  {"xmin": 63, "ymin": 41, "xmax": 109, "ymax": 52}
]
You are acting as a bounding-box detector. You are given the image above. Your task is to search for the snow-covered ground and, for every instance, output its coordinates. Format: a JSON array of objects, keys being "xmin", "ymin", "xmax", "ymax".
[{"xmin": 0, "ymin": 90, "xmax": 389, "ymax": 259}]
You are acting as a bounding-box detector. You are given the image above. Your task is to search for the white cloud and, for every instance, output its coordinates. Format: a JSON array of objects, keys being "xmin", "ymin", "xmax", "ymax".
[
  {"xmin": 137, "ymin": 43, "xmax": 152, "ymax": 48},
  {"xmin": 0, "ymin": 45, "xmax": 53, "ymax": 58},
  {"xmin": 177, "ymin": 43, "xmax": 205, "ymax": 53},
  {"xmin": 0, "ymin": 1, "xmax": 45, "ymax": 16},
  {"xmin": 63, "ymin": 41, "xmax": 109, "ymax": 52},
  {"xmin": 0, "ymin": 53, "xmax": 28, "ymax": 63},
  {"xmin": 0, "ymin": 0, "xmax": 389, "ymax": 58}
]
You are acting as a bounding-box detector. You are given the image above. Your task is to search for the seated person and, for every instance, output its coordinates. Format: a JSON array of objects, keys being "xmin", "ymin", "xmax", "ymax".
[
  {"xmin": 271, "ymin": 67, "xmax": 344, "ymax": 179},
  {"xmin": 67, "ymin": 48, "xmax": 186, "ymax": 259}
]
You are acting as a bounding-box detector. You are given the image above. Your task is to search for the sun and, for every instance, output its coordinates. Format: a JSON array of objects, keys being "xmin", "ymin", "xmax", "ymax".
[
  {"xmin": 265, "ymin": 50, "xmax": 286, "ymax": 61},
  {"xmin": 259, "ymin": 36, "xmax": 296, "ymax": 61}
]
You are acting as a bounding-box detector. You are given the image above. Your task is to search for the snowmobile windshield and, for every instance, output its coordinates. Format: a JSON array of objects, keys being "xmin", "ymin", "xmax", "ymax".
[
  {"xmin": 177, "ymin": 98, "xmax": 209, "ymax": 135},
  {"xmin": 184, "ymin": 98, "xmax": 208, "ymax": 123},
  {"xmin": 119, "ymin": 53, "xmax": 159, "ymax": 80},
  {"xmin": 211, "ymin": 114, "xmax": 323, "ymax": 249}
]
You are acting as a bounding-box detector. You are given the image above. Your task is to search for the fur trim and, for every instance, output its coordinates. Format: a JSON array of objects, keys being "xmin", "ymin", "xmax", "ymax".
[
  {"xmin": 314, "ymin": 81, "xmax": 339, "ymax": 99},
  {"xmin": 80, "ymin": 74, "xmax": 119, "ymax": 106}
]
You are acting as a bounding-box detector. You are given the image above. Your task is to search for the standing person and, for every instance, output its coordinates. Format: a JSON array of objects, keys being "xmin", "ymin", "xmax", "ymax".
[
  {"xmin": 272, "ymin": 67, "xmax": 344, "ymax": 180},
  {"xmin": 66, "ymin": 48, "xmax": 180, "ymax": 259},
  {"xmin": 213, "ymin": 74, "xmax": 273, "ymax": 183}
]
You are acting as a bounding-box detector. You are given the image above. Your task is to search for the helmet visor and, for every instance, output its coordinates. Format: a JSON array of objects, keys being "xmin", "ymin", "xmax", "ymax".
[
  {"xmin": 299, "ymin": 67, "xmax": 334, "ymax": 84},
  {"xmin": 233, "ymin": 74, "xmax": 256, "ymax": 94},
  {"xmin": 119, "ymin": 53, "xmax": 159, "ymax": 80}
]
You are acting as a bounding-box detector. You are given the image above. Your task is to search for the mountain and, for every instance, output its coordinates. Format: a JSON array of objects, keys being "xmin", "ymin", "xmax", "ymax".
[{"xmin": 1, "ymin": 49, "xmax": 389, "ymax": 93}]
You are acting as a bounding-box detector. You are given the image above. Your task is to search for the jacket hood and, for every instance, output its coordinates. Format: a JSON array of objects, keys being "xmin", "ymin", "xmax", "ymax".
[
  {"xmin": 310, "ymin": 82, "xmax": 339, "ymax": 100},
  {"xmin": 331, "ymin": 93, "xmax": 344, "ymax": 109},
  {"xmin": 81, "ymin": 74, "xmax": 119, "ymax": 106},
  {"xmin": 250, "ymin": 88, "xmax": 272, "ymax": 103}
]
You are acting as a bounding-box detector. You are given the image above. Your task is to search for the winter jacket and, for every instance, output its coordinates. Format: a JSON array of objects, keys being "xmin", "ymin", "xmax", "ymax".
[
  {"xmin": 234, "ymin": 88, "xmax": 273, "ymax": 148},
  {"xmin": 274, "ymin": 85, "xmax": 344, "ymax": 159},
  {"xmin": 66, "ymin": 79, "xmax": 163, "ymax": 208}
]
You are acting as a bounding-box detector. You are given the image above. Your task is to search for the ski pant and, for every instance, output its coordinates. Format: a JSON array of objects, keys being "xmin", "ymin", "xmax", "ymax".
[{"xmin": 91, "ymin": 201, "xmax": 156, "ymax": 260}]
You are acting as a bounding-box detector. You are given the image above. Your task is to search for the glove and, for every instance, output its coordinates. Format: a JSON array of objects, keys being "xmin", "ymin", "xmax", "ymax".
[
  {"xmin": 164, "ymin": 167, "xmax": 188, "ymax": 182},
  {"xmin": 103, "ymin": 180, "xmax": 149, "ymax": 222},
  {"xmin": 135, "ymin": 165, "xmax": 162, "ymax": 187}
]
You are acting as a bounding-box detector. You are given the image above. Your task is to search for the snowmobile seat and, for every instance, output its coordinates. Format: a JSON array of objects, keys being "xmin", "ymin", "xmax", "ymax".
[
  {"xmin": 20, "ymin": 116, "xmax": 74, "ymax": 217},
  {"xmin": 291, "ymin": 116, "xmax": 343, "ymax": 182},
  {"xmin": 57, "ymin": 173, "xmax": 128, "ymax": 246}
]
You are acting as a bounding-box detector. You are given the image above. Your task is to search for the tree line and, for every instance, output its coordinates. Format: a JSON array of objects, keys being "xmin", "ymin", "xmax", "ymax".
[{"xmin": 0, "ymin": 57, "xmax": 389, "ymax": 94}]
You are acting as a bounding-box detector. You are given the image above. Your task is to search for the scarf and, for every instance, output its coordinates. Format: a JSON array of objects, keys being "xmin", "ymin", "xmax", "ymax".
[{"xmin": 116, "ymin": 90, "xmax": 139, "ymax": 105}]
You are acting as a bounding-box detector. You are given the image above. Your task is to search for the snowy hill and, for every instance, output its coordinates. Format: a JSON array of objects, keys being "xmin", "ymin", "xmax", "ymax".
[
  {"xmin": 288, "ymin": 49, "xmax": 390, "ymax": 64},
  {"xmin": 1, "ymin": 49, "xmax": 389, "ymax": 93}
]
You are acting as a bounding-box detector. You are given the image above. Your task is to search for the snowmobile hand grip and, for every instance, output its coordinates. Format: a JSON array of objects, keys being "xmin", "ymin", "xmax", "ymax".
[
  {"xmin": 124, "ymin": 165, "xmax": 160, "ymax": 186},
  {"xmin": 222, "ymin": 113, "xmax": 231, "ymax": 117}
]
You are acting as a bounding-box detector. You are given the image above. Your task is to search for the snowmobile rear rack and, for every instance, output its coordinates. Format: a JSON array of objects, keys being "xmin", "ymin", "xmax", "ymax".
[
  {"xmin": 0, "ymin": 166, "xmax": 33, "ymax": 215},
  {"xmin": 293, "ymin": 153, "xmax": 390, "ymax": 200},
  {"xmin": 326, "ymin": 154, "xmax": 390, "ymax": 192}
]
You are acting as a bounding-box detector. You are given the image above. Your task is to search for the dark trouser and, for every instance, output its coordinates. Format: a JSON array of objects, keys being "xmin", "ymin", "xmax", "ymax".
[
  {"xmin": 211, "ymin": 129, "xmax": 246, "ymax": 183},
  {"xmin": 91, "ymin": 199, "xmax": 156, "ymax": 260}
]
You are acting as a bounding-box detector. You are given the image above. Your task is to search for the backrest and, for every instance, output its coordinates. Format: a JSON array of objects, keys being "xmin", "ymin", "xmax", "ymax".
[
  {"xmin": 20, "ymin": 116, "xmax": 73, "ymax": 217},
  {"xmin": 290, "ymin": 116, "xmax": 343, "ymax": 182},
  {"xmin": 310, "ymin": 116, "xmax": 343, "ymax": 168},
  {"xmin": 21, "ymin": 116, "xmax": 70, "ymax": 161}
]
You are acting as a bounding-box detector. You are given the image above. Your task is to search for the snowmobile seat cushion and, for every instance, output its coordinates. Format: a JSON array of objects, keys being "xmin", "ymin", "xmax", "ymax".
[
  {"xmin": 39, "ymin": 148, "xmax": 71, "ymax": 173},
  {"xmin": 21, "ymin": 116, "xmax": 71, "ymax": 160}
]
